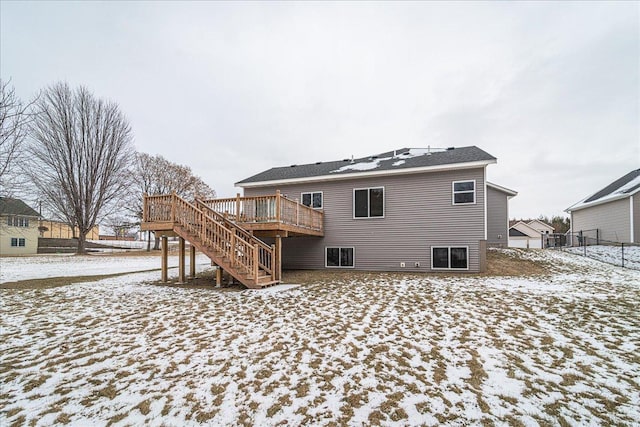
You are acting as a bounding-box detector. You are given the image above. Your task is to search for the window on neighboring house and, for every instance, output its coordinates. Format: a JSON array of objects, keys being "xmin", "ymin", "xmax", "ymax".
[
  {"xmin": 354, "ymin": 187, "xmax": 384, "ymax": 218},
  {"xmin": 326, "ymin": 247, "xmax": 354, "ymax": 268},
  {"xmin": 452, "ymin": 180, "xmax": 476, "ymax": 205},
  {"xmin": 432, "ymin": 247, "xmax": 468, "ymax": 270},
  {"xmin": 8, "ymin": 216, "xmax": 30, "ymax": 227},
  {"xmin": 301, "ymin": 191, "xmax": 323, "ymax": 209},
  {"xmin": 10, "ymin": 237, "xmax": 25, "ymax": 247}
]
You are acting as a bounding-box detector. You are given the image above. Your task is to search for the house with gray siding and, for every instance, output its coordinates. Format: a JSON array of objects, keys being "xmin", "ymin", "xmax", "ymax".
[
  {"xmin": 236, "ymin": 146, "xmax": 516, "ymax": 273},
  {"xmin": 566, "ymin": 169, "xmax": 640, "ymax": 244},
  {"xmin": 486, "ymin": 183, "xmax": 518, "ymax": 248}
]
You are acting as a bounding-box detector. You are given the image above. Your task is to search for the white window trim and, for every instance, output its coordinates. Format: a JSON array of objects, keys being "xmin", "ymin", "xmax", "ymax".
[
  {"xmin": 301, "ymin": 191, "xmax": 324, "ymax": 209},
  {"xmin": 325, "ymin": 246, "xmax": 355, "ymax": 268},
  {"xmin": 431, "ymin": 246, "xmax": 470, "ymax": 270},
  {"xmin": 353, "ymin": 187, "xmax": 385, "ymax": 219},
  {"xmin": 452, "ymin": 180, "xmax": 476, "ymax": 205}
]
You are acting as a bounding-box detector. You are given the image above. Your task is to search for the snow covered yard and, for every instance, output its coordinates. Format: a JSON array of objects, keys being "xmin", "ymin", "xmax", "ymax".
[
  {"xmin": 0, "ymin": 253, "xmax": 211, "ymax": 283},
  {"xmin": 1, "ymin": 250, "xmax": 639, "ymax": 426}
]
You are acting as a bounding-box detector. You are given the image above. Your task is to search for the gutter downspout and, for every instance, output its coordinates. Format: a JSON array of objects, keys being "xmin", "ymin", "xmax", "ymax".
[
  {"xmin": 483, "ymin": 166, "xmax": 488, "ymax": 241},
  {"xmin": 631, "ymin": 196, "xmax": 635, "ymax": 243}
]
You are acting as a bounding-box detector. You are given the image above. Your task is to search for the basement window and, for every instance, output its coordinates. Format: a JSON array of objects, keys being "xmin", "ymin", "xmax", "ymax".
[
  {"xmin": 432, "ymin": 247, "xmax": 468, "ymax": 270},
  {"xmin": 326, "ymin": 247, "xmax": 354, "ymax": 268}
]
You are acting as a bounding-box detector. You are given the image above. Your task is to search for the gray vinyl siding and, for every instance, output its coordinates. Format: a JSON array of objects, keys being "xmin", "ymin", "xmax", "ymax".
[
  {"xmin": 244, "ymin": 168, "xmax": 487, "ymax": 272},
  {"xmin": 572, "ymin": 198, "xmax": 631, "ymax": 243},
  {"xmin": 486, "ymin": 186, "xmax": 508, "ymax": 247},
  {"xmin": 634, "ymin": 195, "xmax": 640, "ymax": 244}
]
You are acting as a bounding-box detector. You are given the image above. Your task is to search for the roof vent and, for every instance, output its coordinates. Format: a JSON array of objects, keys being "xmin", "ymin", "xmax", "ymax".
[
  {"xmin": 342, "ymin": 159, "xmax": 349, "ymax": 162},
  {"xmin": 290, "ymin": 164, "xmax": 297, "ymax": 167},
  {"xmin": 350, "ymin": 155, "xmax": 354, "ymax": 164},
  {"xmin": 315, "ymin": 161, "xmax": 322, "ymax": 165},
  {"xmin": 447, "ymin": 147, "xmax": 455, "ymax": 151}
]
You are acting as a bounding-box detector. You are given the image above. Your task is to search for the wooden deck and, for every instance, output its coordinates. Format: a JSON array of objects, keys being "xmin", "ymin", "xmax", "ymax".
[
  {"xmin": 198, "ymin": 191, "xmax": 324, "ymax": 237},
  {"xmin": 141, "ymin": 192, "xmax": 323, "ymax": 289}
]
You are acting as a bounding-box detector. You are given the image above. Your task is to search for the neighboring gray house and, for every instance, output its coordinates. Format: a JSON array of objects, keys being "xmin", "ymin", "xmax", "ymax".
[
  {"xmin": 566, "ymin": 169, "xmax": 640, "ymax": 244},
  {"xmin": 486, "ymin": 183, "xmax": 518, "ymax": 248},
  {"xmin": 236, "ymin": 146, "xmax": 516, "ymax": 273}
]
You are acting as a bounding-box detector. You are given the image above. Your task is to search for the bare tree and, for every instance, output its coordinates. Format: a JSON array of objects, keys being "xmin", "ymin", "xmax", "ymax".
[
  {"xmin": 27, "ymin": 82, "xmax": 135, "ymax": 253},
  {"xmin": 129, "ymin": 152, "xmax": 215, "ymax": 250},
  {"xmin": 0, "ymin": 79, "xmax": 33, "ymax": 196},
  {"xmin": 106, "ymin": 215, "xmax": 136, "ymax": 239}
]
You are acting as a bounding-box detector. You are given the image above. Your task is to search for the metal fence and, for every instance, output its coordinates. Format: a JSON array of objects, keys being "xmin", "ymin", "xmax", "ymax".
[{"xmin": 550, "ymin": 230, "xmax": 640, "ymax": 270}]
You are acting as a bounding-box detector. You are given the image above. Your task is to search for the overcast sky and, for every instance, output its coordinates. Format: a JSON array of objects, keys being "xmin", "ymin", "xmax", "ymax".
[{"xmin": 1, "ymin": 1, "xmax": 638, "ymax": 218}]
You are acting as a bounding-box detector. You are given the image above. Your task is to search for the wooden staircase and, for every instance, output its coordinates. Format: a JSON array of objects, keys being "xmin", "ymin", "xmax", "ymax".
[{"xmin": 142, "ymin": 193, "xmax": 279, "ymax": 289}]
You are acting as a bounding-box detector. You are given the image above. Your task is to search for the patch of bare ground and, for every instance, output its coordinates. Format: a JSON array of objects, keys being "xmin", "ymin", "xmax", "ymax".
[{"xmin": 282, "ymin": 248, "xmax": 549, "ymax": 285}]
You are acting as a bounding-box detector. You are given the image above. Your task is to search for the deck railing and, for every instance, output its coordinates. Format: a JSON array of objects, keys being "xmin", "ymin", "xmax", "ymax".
[
  {"xmin": 195, "ymin": 199, "xmax": 274, "ymax": 275},
  {"xmin": 199, "ymin": 191, "xmax": 323, "ymax": 232},
  {"xmin": 143, "ymin": 193, "xmax": 275, "ymax": 280}
]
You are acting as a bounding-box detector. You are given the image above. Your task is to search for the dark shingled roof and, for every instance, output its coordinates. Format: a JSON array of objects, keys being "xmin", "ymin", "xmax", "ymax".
[
  {"xmin": 509, "ymin": 228, "xmax": 528, "ymax": 237},
  {"xmin": 583, "ymin": 169, "xmax": 640, "ymax": 203},
  {"xmin": 237, "ymin": 146, "xmax": 496, "ymax": 185},
  {"xmin": 0, "ymin": 197, "xmax": 39, "ymax": 217}
]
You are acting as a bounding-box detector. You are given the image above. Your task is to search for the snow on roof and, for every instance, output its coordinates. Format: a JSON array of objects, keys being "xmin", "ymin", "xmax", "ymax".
[
  {"xmin": 331, "ymin": 148, "xmax": 448, "ymax": 173},
  {"xmin": 567, "ymin": 169, "xmax": 640, "ymax": 212},
  {"xmin": 331, "ymin": 155, "xmax": 393, "ymax": 173},
  {"xmin": 236, "ymin": 146, "xmax": 497, "ymax": 186}
]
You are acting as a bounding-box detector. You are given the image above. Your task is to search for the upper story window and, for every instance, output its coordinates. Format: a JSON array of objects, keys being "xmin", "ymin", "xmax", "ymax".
[
  {"xmin": 7, "ymin": 216, "xmax": 30, "ymax": 227},
  {"xmin": 354, "ymin": 187, "xmax": 384, "ymax": 218},
  {"xmin": 452, "ymin": 180, "xmax": 476, "ymax": 205},
  {"xmin": 301, "ymin": 191, "xmax": 323, "ymax": 209}
]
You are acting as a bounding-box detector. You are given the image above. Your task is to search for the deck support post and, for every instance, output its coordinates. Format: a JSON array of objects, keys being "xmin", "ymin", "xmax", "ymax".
[
  {"xmin": 275, "ymin": 190, "xmax": 281, "ymax": 222},
  {"xmin": 216, "ymin": 266, "xmax": 222, "ymax": 287},
  {"xmin": 161, "ymin": 236, "xmax": 168, "ymax": 282},
  {"xmin": 178, "ymin": 237, "xmax": 186, "ymax": 283},
  {"xmin": 189, "ymin": 245, "xmax": 196, "ymax": 278},
  {"xmin": 275, "ymin": 235, "xmax": 282, "ymax": 281}
]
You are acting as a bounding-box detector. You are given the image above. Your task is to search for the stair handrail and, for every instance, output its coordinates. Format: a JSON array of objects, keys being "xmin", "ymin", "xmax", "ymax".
[
  {"xmin": 195, "ymin": 198, "xmax": 274, "ymax": 276},
  {"xmin": 173, "ymin": 195, "xmax": 261, "ymax": 276},
  {"xmin": 144, "ymin": 193, "xmax": 276, "ymax": 283}
]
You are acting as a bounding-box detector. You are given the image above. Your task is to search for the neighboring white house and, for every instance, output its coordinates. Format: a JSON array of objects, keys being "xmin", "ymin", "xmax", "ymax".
[
  {"xmin": 566, "ymin": 169, "xmax": 640, "ymax": 244},
  {"xmin": 508, "ymin": 221, "xmax": 544, "ymax": 249},
  {"xmin": 0, "ymin": 197, "xmax": 40, "ymax": 256},
  {"xmin": 527, "ymin": 219, "xmax": 555, "ymax": 236}
]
